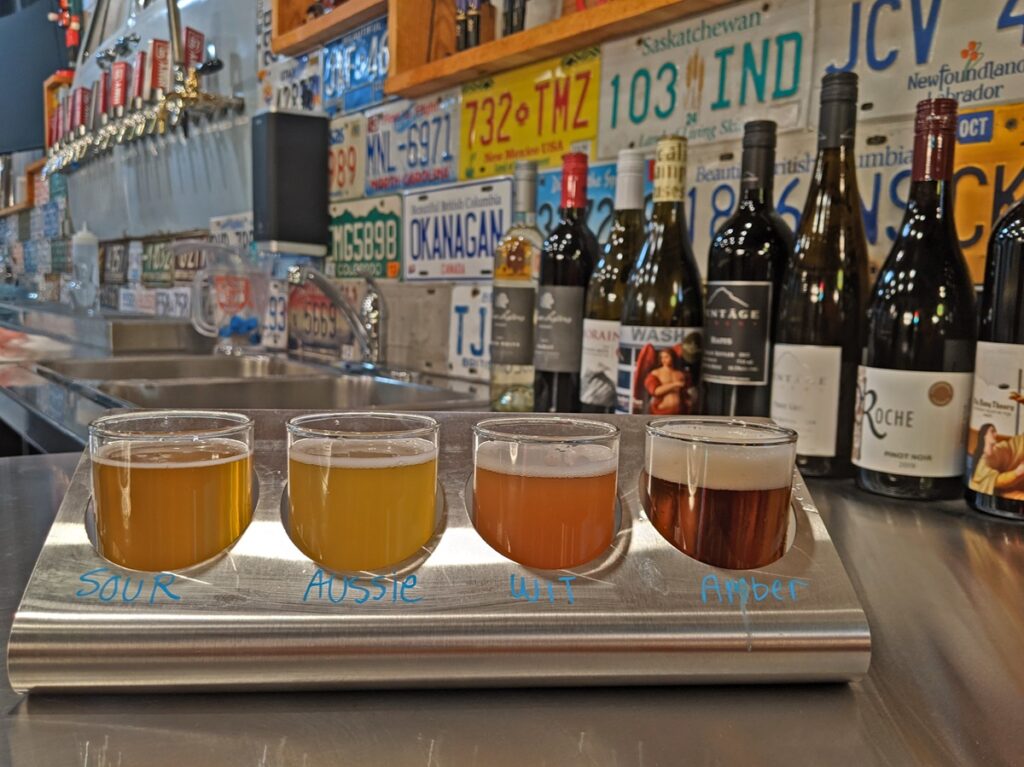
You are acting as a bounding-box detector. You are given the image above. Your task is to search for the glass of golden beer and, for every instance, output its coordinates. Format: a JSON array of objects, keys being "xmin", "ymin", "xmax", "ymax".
[
  {"xmin": 642, "ymin": 419, "xmax": 797, "ymax": 570},
  {"xmin": 472, "ymin": 417, "xmax": 619, "ymax": 569},
  {"xmin": 89, "ymin": 410, "xmax": 254, "ymax": 572},
  {"xmin": 287, "ymin": 412, "xmax": 439, "ymax": 572}
]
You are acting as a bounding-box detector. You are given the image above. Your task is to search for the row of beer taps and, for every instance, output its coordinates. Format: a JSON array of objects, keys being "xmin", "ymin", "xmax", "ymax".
[{"xmin": 45, "ymin": 0, "xmax": 245, "ymax": 176}]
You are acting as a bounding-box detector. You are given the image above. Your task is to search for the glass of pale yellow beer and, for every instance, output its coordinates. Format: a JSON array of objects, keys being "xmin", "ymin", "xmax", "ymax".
[
  {"xmin": 642, "ymin": 419, "xmax": 797, "ymax": 570},
  {"xmin": 286, "ymin": 412, "xmax": 439, "ymax": 572},
  {"xmin": 89, "ymin": 410, "xmax": 254, "ymax": 572},
  {"xmin": 472, "ymin": 417, "xmax": 619, "ymax": 569}
]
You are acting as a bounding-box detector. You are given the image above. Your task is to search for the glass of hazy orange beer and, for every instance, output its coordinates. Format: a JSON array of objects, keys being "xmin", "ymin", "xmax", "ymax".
[
  {"xmin": 641, "ymin": 419, "xmax": 797, "ymax": 570},
  {"xmin": 89, "ymin": 410, "xmax": 254, "ymax": 572},
  {"xmin": 472, "ymin": 417, "xmax": 620, "ymax": 569},
  {"xmin": 287, "ymin": 412, "xmax": 439, "ymax": 572}
]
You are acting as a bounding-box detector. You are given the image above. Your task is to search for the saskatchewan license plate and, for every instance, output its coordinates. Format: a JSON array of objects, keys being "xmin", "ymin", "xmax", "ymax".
[
  {"xmin": 327, "ymin": 195, "xmax": 402, "ymax": 279},
  {"xmin": 366, "ymin": 90, "xmax": 460, "ymax": 195},
  {"xmin": 460, "ymin": 49, "xmax": 600, "ymax": 179}
]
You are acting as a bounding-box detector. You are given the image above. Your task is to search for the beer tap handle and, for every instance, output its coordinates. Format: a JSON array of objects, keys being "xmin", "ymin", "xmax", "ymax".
[
  {"xmin": 195, "ymin": 58, "xmax": 223, "ymax": 76},
  {"xmin": 95, "ymin": 49, "xmax": 116, "ymax": 70}
]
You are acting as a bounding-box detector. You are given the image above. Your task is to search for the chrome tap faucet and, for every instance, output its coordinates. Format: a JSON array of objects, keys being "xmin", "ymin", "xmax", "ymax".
[{"xmin": 287, "ymin": 266, "xmax": 386, "ymax": 365}]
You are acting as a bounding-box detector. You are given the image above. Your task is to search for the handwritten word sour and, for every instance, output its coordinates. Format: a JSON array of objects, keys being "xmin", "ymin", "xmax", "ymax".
[
  {"xmin": 76, "ymin": 567, "xmax": 181, "ymax": 604},
  {"xmin": 302, "ymin": 568, "xmax": 422, "ymax": 604}
]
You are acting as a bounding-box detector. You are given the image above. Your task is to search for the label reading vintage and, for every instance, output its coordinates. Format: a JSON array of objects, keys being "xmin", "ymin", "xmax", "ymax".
[
  {"xmin": 491, "ymin": 285, "xmax": 535, "ymax": 366},
  {"xmin": 617, "ymin": 325, "xmax": 702, "ymax": 415},
  {"xmin": 534, "ymin": 285, "xmax": 584, "ymax": 373},
  {"xmin": 967, "ymin": 341, "xmax": 1024, "ymax": 498},
  {"xmin": 703, "ymin": 281, "xmax": 771, "ymax": 385},
  {"xmin": 770, "ymin": 344, "xmax": 842, "ymax": 457},
  {"xmin": 580, "ymin": 318, "xmax": 620, "ymax": 407},
  {"xmin": 853, "ymin": 366, "xmax": 971, "ymax": 477}
]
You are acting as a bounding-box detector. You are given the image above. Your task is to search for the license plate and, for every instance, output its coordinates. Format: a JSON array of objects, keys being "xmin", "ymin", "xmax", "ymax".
[
  {"xmin": 154, "ymin": 287, "xmax": 191, "ymax": 318},
  {"xmin": 262, "ymin": 278, "xmax": 288, "ymax": 350},
  {"xmin": 141, "ymin": 240, "xmax": 173, "ymax": 287},
  {"xmin": 208, "ymin": 212, "xmax": 254, "ymax": 250},
  {"xmin": 172, "ymin": 240, "xmax": 207, "ymax": 282},
  {"xmin": 815, "ymin": 0, "xmax": 1024, "ymax": 121},
  {"xmin": 598, "ymin": 0, "xmax": 813, "ymax": 155},
  {"xmin": 322, "ymin": 15, "xmax": 389, "ymax": 115},
  {"xmin": 686, "ymin": 102, "xmax": 1024, "ymax": 282},
  {"xmin": 536, "ymin": 160, "xmax": 654, "ymax": 243},
  {"xmin": 287, "ymin": 279, "xmax": 364, "ymax": 357},
  {"xmin": 327, "ymin": 195, "xmax": 402, "ymax": 279},
  {"xmin": 102, "ymin": 242, "xmax": 128, "ymax": 285},
  {"xmin": 448, "ymin": 283, "xmax": 492, "ymax": 380},
  {"xmin": 403, "ymin": 177, "xmax": 514, "ymax": 281},
  {"xmin": 366, "ymin": 90, "xmax": 460, "ymax": 195},
  {"xmin": 270, "ymin": 52, "xmax": 322, "ymax": 112},
  {"xmin": 460, "ymin": 49, "xmax": 600, "ymax": 179},
  {"xmin": 329, "ymin": 114, "xmax": 368, "ymax": 202}
]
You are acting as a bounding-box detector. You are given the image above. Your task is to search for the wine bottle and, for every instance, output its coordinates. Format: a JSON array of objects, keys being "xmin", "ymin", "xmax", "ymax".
[
  {"xmin": 580, "ymin": 148, "xmax": 646, "ymax": 414},
  {"xmin": 965, "ymin": 198, "xmax": 1024, "ymax": 518},
  {"xmin": 618, "ymin": 136, "xmax": 703, "ymax": 416},
  {"xmin": 491, "ymin": 161, "xmax": 542, "ymax": 412},
  {"xmin": 533, "ymin": 152, "xmax": 597, "ymax": 413},
  {"xmin": 704, "ymin": 120, "xmax": 793, "ymax": 417},
  {"xmin": 853, "ymin": 98, "xmax": 977, "ymax": 499},
  {"xmin": 772, "ymin": 72, "xmax": 869, "ymax": 477}
]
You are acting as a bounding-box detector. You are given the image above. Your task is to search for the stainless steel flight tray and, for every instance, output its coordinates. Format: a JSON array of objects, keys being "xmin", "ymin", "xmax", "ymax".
[{"xmin": 7, "ymin": 411, "xmax": 871, "ymax": 692}]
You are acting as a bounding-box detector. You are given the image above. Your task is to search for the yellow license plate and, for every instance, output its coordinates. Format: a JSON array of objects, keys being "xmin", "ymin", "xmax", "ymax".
[
  {"xmin": 460, "ymin": 48, "xmax": 601, "ymax": 180},
  {"xmin": 956, "ymin": 103, "xmax": 1024, "ymax": 281}
]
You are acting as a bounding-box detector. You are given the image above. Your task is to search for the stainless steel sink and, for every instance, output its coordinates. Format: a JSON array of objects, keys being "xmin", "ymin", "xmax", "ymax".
[
  {"xmin": 37, "ymin": 354, "xmax": 326, "ymax": 382},
  {"xmin": 98, "ymin": 375, "xmax": 483, "ymax": 410}
]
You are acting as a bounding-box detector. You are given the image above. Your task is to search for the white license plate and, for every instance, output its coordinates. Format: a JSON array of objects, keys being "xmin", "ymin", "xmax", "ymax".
[
  {"xmin": 598, "ymin": 0, "xmax": 813, "ymax": 155},
  {"xmin": 270, "ymin": 52, "xmax": 322, "ymax": 112},
  {"xmin": 366, "ymin": 90, "xmax": 460, "ymax": 195},
  {"xmin": 448, "ymin": 283, "xmax": 492, "ymax": 380},
  {"xmin": 403, "ymin": 178, "xmax": 513, "ymax": 281},
  {"xmin": 329, "ymin": 114, "xmax": 368, "ymax": 202}
]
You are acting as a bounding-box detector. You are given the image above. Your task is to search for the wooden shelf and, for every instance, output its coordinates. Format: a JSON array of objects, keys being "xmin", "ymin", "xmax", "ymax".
[
  {"xmin": 0, "ymin": 202, "xmax": 31, "ymax": 220},
  {"xmin": 43, "ymin": 71, "xmax": 74, "ymax": 150},
  {"xmin": 272, "ymin": 0, "xmax": 388, "ymax": 57},
  {"xmin": 386, "ymin": 0, "xmax": 728, "ymax": 97}
]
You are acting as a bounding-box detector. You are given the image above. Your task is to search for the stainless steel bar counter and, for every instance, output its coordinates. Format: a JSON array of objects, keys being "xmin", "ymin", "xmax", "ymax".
[{"xmin": 2, "ymin": 452, "xmax": 1023, "ymax": 766}]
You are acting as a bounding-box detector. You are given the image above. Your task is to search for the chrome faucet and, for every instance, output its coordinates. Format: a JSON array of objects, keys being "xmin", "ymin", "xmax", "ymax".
[{"xmin": 287, "ymin": 266, "xmax": 386, "ymax": 365}]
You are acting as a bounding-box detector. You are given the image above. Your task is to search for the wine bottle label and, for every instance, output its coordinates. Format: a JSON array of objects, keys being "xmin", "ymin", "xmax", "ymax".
[
  {"xmin": 580, "ymin": 318, "xmax": 620, "ymax": 407},
  {"xmin": 616, "ymin": 325, "xmax": 702, "ymax": 415},
  {"xmin": 534, "ymin": 285, "xmax": 584, "ymax": 373},
  {"xmin": 852, "ymin": 366, "xmax": 971, "ymax": 477},
  {"xmin": 703, "ymin": 281, "xmax": 771, "ymax": 385},
  {"xmin": 770, "ymin": 344, "xmax": 842, "ymax": 457},
  {"xmin": 653, "ymin": 138, "xmax": 686, "ymax": 203},
  {"xmin": 966, "ymin": 341, "xmax": 1024, "ymax": 498},
  {"xmin": 490, "ymin": 285, "xmax": 535, "ymax": 366}
]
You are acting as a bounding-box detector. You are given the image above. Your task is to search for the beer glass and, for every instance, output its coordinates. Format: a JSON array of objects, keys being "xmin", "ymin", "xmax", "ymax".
[
  {"xmin": 90, "ymin": 410, "xmax": 253, "ymax": 572},
  {"xmin": 472, "ymin": 417, "xmax": 619, "ymax": 569},
  {"xmin": 642, "ymin": 419, "xmax": 797, "ymax": 569},
  {"xmin": 287, "ymin": 412, "xmax": 439, "ymax": 572}
]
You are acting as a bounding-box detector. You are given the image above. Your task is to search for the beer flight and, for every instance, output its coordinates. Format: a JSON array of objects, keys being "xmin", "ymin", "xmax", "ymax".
[{"xmin": 87, "ymin": 410, "xmax": 798, "ymax": 576}]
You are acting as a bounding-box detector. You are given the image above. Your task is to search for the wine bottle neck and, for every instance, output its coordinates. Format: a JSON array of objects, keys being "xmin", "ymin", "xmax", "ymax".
[
  {"xmin": 817, "ymin": 98, "xmax": 857, "ymax": 151},
  {"xmin": 561, "ymin": 206, "xmax": 587, "ymax": 222},
  {"xmin": 811, "ymin": 144, "xmax": 860, "ymax": 200},
  {"xmin": 905, "ymin": 179, "xmax": 956, "ymax": 231},
  {"xmin": 740, "ymin": 144, "xmax": 774, "ymax": 205},
  {"xmin": 613, "ymin": 208, "xmax": 644, "ymax": 230},
  {"xmin": 513, "ymin": 209, "xmax": 537, "ymax": 227},
  {"xmin": 651, "ymin": 199, "xmax": 686, "ymax": 226}
]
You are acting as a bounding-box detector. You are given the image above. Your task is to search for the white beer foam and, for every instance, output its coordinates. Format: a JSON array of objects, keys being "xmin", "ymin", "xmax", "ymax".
[
  {"xmin": 475, "ymin": 439, "xmax": 618, "ymax": 478},
  {"xmin": 92, "ymin": 438, "xmax": 251, "ymax": 469},
  {"xmin": 646, "ymin": 425, "xmax": 794, "ymax": 490},
  {"xmin": 289, "ymin": 437, "xmax": 437, "ymax": 469}
]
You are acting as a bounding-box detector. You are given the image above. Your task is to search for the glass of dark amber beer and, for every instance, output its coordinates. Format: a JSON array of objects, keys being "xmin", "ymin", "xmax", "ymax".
[
  {"xmin": 641, "ymin": 419, "xmax": 797, "ymax": 569},
  {"xmin": 473, "ymin": 417, "xmax": 619, "ymax": 569},
  {"xmin": 89, "ymin": 410, "xmax": 253, "ymax": 571}
]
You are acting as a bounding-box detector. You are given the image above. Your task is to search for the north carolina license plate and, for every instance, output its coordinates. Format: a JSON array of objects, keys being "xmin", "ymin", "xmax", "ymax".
[
  {"xmin": 598, "ymin": 0, "xmax": 813, "ymax": 155},
  {"xmin": 460, "ymin": 49, "xmax": 600, "ymax": 179},
  {"xmin": 329, "ymin": 114, "xmax": 368, "ymax": 202},
  {"xmin": 327, "ymin": 195, "xmax": 402, "ymax": 279},
  {"xmin": 366, "ymin": 90, "xmax": 460, "ymax": 195},
  {"xmin": 322, "ymin": 15, "xmax": 389, "ymax": 115},
  {"xmin": 403, "ymin": 177, "xmax": 513, "ymax": 281}
]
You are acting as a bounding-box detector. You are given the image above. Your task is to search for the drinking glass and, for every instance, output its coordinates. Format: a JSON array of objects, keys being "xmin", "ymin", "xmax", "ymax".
[
  {"xmin": 287, "ymin": 412, "xmax": 439, "ymax": 572},
  {"xmin": 90, "ymin": 410, "xmax": 253, "ymax": 571},
  {"xmin": 642, "ymin": 419, "xmax": 797, "ymax": 569},
  {"xmin": 473, "ymin": 417, "xmax": 619, "ymax": 569}
]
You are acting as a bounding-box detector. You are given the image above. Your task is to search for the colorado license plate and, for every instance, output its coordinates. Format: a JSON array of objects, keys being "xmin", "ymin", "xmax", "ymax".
[
  {"xmin": 403, "ymin": 178, "xmax": 513, "ymax": 282},
  {"xmin": 460, "ymin": 49, "xmax": 600, "ymax": 179},
  {"xmin": 327, "ymin": 195, "xmax": 402, "ymax": 279},
  {"xmin": 366, "ymin": 90, "xmax": 460, "ymax": 195}
]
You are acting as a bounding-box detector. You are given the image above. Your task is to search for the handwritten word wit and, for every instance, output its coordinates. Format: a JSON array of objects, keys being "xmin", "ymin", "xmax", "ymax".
[
  {"xmin": 509, "ymin": 575, "xmax": 576, "ymax": 604},
  {"xmin": 700, "ymin": 573, "xmax": 809, "ymax": 606},
  {"xmin": 302, "ymin": 569, "xmax": 422, "ymax": 604},
  {"xmin": 75, "ymin": 567, "xmax": 181, "ymax": 604}
]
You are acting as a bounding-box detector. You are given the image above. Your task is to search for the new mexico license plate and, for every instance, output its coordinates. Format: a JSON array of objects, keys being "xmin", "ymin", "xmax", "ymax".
[
  {"xmin": 366, "ymin": 90, "xmax": 460, "ymax": 195},
  {"xmin": 327, "ymin": 195, "xmax": 402, "ymax": 279},
  {"xmin": 460, "ymin": 49, "xmax": 600, "ymax": 179},
  {"xmin": 403, "ymin": 178, "xmax": 513, "ymax": 281}
]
